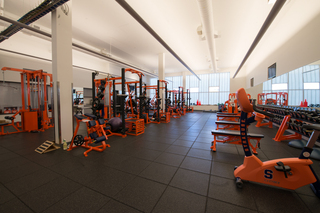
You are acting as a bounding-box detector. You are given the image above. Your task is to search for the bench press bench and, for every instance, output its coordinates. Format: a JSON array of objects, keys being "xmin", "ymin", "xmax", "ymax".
[
  {"xmin": 211, "ymin": 129, "xmax": 264, "ymax": 154},
  {"xmin": 216, "ymin": 114, "xmax": 240, "ymax": 122},
  {"xmin": 84, "ymin": 113, "xmax": 97, "ymax": 120},
  {"xmin": 215, "ymin": 120, "xmax": 241, "ymax": 130},
  {"xmin": 216, "ymin": 112, "xmax": 239, "ymax": 115},
  {"xmin": 0, "ymin": 115, "xmax": 22, "ymax": 135}
]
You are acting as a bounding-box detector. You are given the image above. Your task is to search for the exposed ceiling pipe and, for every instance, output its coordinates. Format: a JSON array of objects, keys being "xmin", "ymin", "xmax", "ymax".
[
  {"xmin": 116, "ymin": 0, "xmax": 201, "ymax": 80},
  {"xmin": 0, "ymin": 15, "xmax": 158, "ymax": 78},
  {"xmin": 0, "ymin": 0, "xmax": 4, "ymax": 16},
  {"xmin": 233, "ymin": 0, "xmax": 286, "ymax": 78},
  {"xmin": 0, "ymin": 0, "xmax": 69, "ymax": 43},
  {"xmin": 196, "ymin": 0, "xmax": 218, "ymax": 72}
]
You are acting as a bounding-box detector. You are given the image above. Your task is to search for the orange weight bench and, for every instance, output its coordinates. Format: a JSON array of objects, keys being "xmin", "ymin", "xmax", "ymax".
[
  {"xmin": 210, "ymin": 130, "xmax": 264, "ymax": 154},
  {"xmin": 215, "ymin": 121, "xmax": 241, "ymax": 130},
  {"xmin": 0, "ymin": 114, "xmax": 23, "ymax": 135},
  {"xmin": 68, "ymin": 115, "xmax": 110, "ymax": 157},
  {"xmin": 216, "ymin": 114, "xmax": 240, "ymax": 122}
]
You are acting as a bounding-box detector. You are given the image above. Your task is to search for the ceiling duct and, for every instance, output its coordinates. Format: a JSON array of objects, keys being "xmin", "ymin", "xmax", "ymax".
[
  {"xmin": 196, "ymin": 0, "xmax": 218, "ymax": 72},
  {"xmin": 233, "ymin": 0, "xmax": 286, "ymax": 78}
]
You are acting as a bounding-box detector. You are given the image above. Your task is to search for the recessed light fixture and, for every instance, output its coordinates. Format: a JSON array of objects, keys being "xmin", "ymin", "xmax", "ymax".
[{"xmin": 268, "ymin": 0, "xmax": 276, "ymax": 4}]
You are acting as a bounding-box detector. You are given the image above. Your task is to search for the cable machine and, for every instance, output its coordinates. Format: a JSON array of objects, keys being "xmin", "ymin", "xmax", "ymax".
[{"xmin": 1, "ymin": 67, "xmax": 53, "ymax": 135}]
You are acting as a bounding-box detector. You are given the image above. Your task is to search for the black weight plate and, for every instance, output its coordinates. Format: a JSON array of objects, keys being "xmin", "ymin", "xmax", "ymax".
[{"xmin": 73, "ymin": 135, "xmax": 84, "ymax": 146}]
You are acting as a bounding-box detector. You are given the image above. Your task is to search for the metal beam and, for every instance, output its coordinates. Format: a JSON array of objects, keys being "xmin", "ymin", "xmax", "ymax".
[
  {"xmin": 233, "ymin": 0, "xmax": 286, "ymax": 78},
  {"xmin": 116, "ymin": 0, "xmax": 201, "ymax": 80}
]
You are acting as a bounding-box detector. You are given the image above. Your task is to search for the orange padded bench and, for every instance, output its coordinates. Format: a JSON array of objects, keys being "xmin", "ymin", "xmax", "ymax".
[{"xmin": 211, "ymin": 130, "xmax": 264, "ymax": 154}]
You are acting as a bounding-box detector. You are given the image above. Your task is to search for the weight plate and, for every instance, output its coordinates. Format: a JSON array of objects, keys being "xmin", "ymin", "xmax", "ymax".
[{"xmin": 73, "ymin": 135, "xmax": 84, "ymax": 146}]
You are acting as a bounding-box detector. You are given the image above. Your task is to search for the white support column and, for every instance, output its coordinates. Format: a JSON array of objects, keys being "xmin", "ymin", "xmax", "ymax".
[
  {"xmin": 183, "ymin": 71, "xmax": 187, "ymax": 106},
  {"xmin": 183, "ymin": 71, "xmax": 187, "ymax": 89},
  {"xmin": 158, "ymin": 53, "xmax": 165, "ymax": 110},
  {"xmin": 52, "ymin": 1, "xmax": 73, "ymax": 144}
]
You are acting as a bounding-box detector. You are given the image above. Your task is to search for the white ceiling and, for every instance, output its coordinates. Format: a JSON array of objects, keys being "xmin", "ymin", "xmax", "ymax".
[{"xmin": 2, "ymin": 0, "xmax": 320, "ymax": 77}]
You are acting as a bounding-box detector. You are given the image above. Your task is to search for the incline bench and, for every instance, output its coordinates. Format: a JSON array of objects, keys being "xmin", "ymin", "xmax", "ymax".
[{"xmin": 211, "ymin": 129, "xmax": 264, "ymax": 154}]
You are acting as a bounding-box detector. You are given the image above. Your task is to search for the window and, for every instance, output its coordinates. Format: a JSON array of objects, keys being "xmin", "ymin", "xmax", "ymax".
[
  {"xmin": 250, "ymin": 78, "xmax": 254, "ymax": 87},
  {"xmin": 172, "ymin": 76, "xmax": 182, "ymax": 91},
  {"xmin": 209, "ymin": 87, "xmax": 219, "ymax": 92},
  {"xmin": 190, "ymin": 88, "xmax": 199, "ymax": 92},
  {"xmin": 186, "ymin": 72, "xmax": 230, "ymax": 105},
  {"xmin": 165, "ymin": 77, "xmax": 173, "ymax": 91},
  {"xmin": 268, "ymin": 63, "xmax": 276, "ymax": 79},
  {"xmin": 263, "ymin": 80, "xmax": 272, "ymax": 93},
  {"xmin": 263, "ymin": 63, "xmax": 320, "ymax": 106},
  {"xmin": 304, "ymin": 83, "xmax": 320, "ymax": 90},
  {"xmin": 263, "ymin": 74, "xmax": 288, "ymax": 93},
  {"xmin": 272, "ymin": 83, "xmax": 287, "ymax": 90},
  {"xmin": 288, "ymin": 67, "xmax": 303, "ymax": 105},
  {"xmin": 149, "ymin": 77, "xmax": 158, "ymax": 98},
  {"xmin": 303, "ymin": 65, "xmax": 320, "ymax": 105}
]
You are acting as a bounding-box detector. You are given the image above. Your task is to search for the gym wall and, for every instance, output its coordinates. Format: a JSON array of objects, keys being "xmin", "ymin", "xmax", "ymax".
[{"xmin": 246, "ymin": 12, "xmax": 320, "ymax": 88}]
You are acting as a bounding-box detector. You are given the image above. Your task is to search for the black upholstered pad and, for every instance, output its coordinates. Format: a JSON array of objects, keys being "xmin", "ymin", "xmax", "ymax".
[
  {"xmin": 215, "ymin": 121, "xmax": 240, "ymax": 125},
  {"xmin": 211, "ymin": 130, "xmax": 264, "ymax": 138}
]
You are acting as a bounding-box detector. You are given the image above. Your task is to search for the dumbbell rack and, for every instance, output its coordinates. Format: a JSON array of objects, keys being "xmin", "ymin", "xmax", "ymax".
[{"xmin": 257, "ymin": 104, "xmax": 320, "ymax": 142}]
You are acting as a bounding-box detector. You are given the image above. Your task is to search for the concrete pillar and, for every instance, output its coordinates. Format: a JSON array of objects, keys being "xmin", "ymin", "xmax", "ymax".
[
  {"xmin": 52, "ymin": 1, "xmax": 73, "ymax": 144},
  {"xmin": 158, "ymin": 53, "xmax": 165, "ymax": 110},
  {"xmin": 183, "ymin": 71, "xmax": 187, "ymax": 104},
  {"xmin": 183, "ymin": 71, "xmax": 187, "ymax": 89}
]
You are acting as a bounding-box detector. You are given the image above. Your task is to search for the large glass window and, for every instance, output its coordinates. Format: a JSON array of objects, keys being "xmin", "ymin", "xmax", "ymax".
[
  {"xmin": 263, "ymin": 64, "xmax": 320, "ymax": 106},
  {"xmin": 186, "ymin": 72, "xmax": 230, "ymax": 105},
  {"xmin": 165, "ymin": 77, "xmax": 173, "ymax": 91},
  {"xmin": 149, "ymin": 78, "xmax": 158, "ymax": 98},
  {"xmin": 303, "ymin": 65, "xmax": 320, "ymax": 105},
  {"xmin": 288, "ymin": 67, "xmax": 303, "ymax": 105},
  {"xmin": 150, "ymin": 76, "xmax": 182, "ymax": 99}
]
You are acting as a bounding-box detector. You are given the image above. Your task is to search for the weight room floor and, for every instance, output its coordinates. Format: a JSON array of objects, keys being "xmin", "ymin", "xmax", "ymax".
[{"xmin": 0, "ymin": 112, "xmax": 319, "ymax": 213}]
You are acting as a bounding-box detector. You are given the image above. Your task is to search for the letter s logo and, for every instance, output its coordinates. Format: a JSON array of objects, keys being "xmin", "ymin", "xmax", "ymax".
[{"xmin": 264, "ymin": 170, "xmax": 273, "ymax": 179}]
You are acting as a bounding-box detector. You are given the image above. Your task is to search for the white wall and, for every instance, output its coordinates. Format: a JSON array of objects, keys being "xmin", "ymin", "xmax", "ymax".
[
  {"xmin": 221, "ymin": 67, "xmax": 246, "ymax": 93},
  {"xmin": 246, "ymin": 12, "xmax": 320, "ymax": 88},
  {"xmin": 0, "ymin": 32, "xmax": 152, "ymax": 88},
  {"xmin": 246, "ymin": 83, "xmax": 263, "ymax": 101},
  {"xmin": 0, "ymin": 51, "xmax": 52, "ymax": 82}
]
